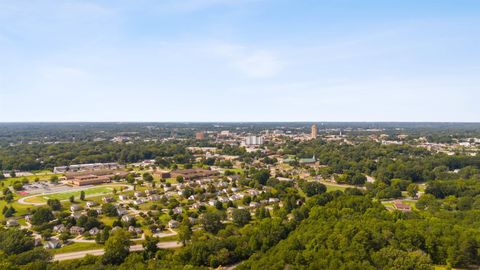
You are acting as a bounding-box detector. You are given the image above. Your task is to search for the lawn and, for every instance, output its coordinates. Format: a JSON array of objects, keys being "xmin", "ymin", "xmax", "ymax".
[
  {"xmin": 1, "ymin": 173, "xmax": 62, "ymax": 186},
  {"xmin": 325, "ymin": 184, "xmax": 348, "ymax": 192},
  {"xmin": 51, "ymin": 242, "xmax": 103, "ymax": 255},
  {"xmin": 23, "ymin": 186, "xmax": 118, "ymax": 203}
]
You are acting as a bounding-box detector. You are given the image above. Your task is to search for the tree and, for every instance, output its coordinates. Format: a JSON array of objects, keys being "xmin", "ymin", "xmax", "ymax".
[
  {"xmin": 351, "ymin": 172, "xmax": 367, "ymax": 185},
  {"xmin": 102, "ymin": 203, "xmax": 118, "ymax": 217},
  {"xmin": 95, "ymin": 227, "xmax": 111, "ymax": 244},
  {"xmin": 0, "ymin": 229, "xmax": 35, "ymax": 255},
  {"xmin": 407, "ymin": 184, "xmax": 419, "ymax": 198},
  {"xmin": 3, "ymin": 206, "xmax": 16, "ymax": 218},
  {"xmin": 47, "ymin": 199, "xmax": 62, "ymax": 211},
  {"xmin": 253, "ymin": 170, "xmax": 270, "ymax": 185},
  {"xmin": 232, "ymin": 208, "xmax": 251, "ymax": 227},
  {"xmin": 176, "ymin": 176, "xmax": 184, "ymax": 183},
  {"xmin": 178, "ymin": 218, "xmax": 192, "ymax": 245},
  {"xmin": 69, "ymin": 195, "xmax": 75, "ymax": 203},
  {"xmin": 80, "ymin": 191, "xmax": 85, "ymax": 201},
  {"xmin": 49, "ymin": 175, "xmax": 59, "ymax": 184},
  {"xmin": 142, "ymin": 173, "xmax": 154, "ymax": 182},
  {"xmin": 201, "ymin": 212, "xmax": 223, "ymax": 234},
  {"xmin": 301, "ymin": 182, "xmax": 327, "ymax": 197},
  {"xmin": 12, "ymin": 182, "xmax": 23, "ymax": 191},
  {"xmin": 103, "ymin": 229, "xmax": 130, "ymax": 265},
  {"xmin": 30, "ymin": 207, "xmax": 54, "ymax": 225},
  {"xmin": 142, "ymin": 236, "xmax": 159, "ymax": 259},
  {"xmin": 215, "ymin": 200, "xmax": 223, "ymax": 210}
]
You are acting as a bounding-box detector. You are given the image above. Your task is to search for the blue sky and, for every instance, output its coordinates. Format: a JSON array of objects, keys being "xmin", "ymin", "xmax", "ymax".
[{"xmin": 0, "ymin": 0, "xmax": 479, "ymax": 122}]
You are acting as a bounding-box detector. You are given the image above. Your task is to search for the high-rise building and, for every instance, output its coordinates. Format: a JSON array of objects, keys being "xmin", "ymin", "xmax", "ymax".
[
  {"xmin": 245, "ymin": 136, "xmax": 264, "ymax": 146},
  {"xmin": 311, "ymin": 124, "xmax": 318, "ymax": 139},
  {"xmin": 195, "ymin": 132, "xmax": 205, "ymax": 140}
]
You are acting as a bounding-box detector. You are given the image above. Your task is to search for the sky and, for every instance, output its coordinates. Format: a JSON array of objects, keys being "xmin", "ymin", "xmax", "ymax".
[{"xmin": 0, "ymin": 0, "xmax": 479, "ymax": 122}]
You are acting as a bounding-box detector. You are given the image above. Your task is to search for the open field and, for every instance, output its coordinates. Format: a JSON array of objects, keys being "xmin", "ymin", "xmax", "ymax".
[
  {"xmin": 51, "ymin": 242, "xmax": 104, "ymax": 255},
  {"xmin": 325, "ymin": 184, "xmax": 348, "ymax": 192},
  {"xmin": 20, "ymin": 184, "xmax": 132, "ymax": 204},
  {"xmin": 1, "ymin": 173, "xmax": 62, "ymax": 186}
]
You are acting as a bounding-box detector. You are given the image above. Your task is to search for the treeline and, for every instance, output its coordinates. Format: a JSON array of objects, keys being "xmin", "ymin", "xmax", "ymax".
[
  {"xmin": 240, "ymin": 195, "xmax": 480, "ymax": 269},
  {"xmin": 0, "ymin": 141, "xmax": 189, "ymax": 171},
  {"xmin": 283, "ymin": 141, "xmax": 480, "ymax": 183}
]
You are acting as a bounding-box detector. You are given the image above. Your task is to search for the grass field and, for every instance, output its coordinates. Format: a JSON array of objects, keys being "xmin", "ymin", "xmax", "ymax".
[
  {"xmin": 1, "ymin": 173, "xmax": 62, "ymax": 187},
  {"xmin": 23, "ymin": 186, "xmax": 116, "ymax": 203},
  {"xmin": 325, "ymin": 184, "xmax": 348, "ymax": 192},
  {"xmin": 51, "ymin": 242, "xmax": 103, "ymax": 254}
]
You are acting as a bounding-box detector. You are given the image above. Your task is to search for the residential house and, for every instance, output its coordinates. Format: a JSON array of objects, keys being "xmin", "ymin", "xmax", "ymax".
[
  {"xmin": 70, "ymin": 205, "xmax": 82, "ymax": 212},
  {"xmin": 53, "ymin": 224, "xmax": 67, "ymax": 233},
  {"xmin": 70, "ymin": 226, "xmax": 85, "ymax": 235},
  {"xmin": 44, "ymin": 239, "xmax": 61, "ymax": 249},
  {"xmin": 86, "ymin": 201, "xmax": 98, "ymax": 208},
  {"xmin": 148, "ymin": 195, "xmax": 161, "ymax": 201},
  {"xmin": 173, "ymin": 207, "xmax": 183, "ymax": 214},
  {"xmin": 89, "ymin": 227, "xmax": 100, "ymax": 236},
  {"xmin": 121, "ymin": 215, "xmax": 134, "ymax": 223},
  {"xmin": 168, "ymin": 220, "xmax": 180, "ymax": 229},
  {"xmin": 6, "ymin": 219, "xmax": 19, "ymax": 227},
  {"xmin": 393, "ymin": 200, "xmax": 412, "ymax": 212},
  {"xmin": 102, "ymin": 196, "xmax": 115, "ymax": 203},
  {"xmin": 134, "ymin": 191, "xmax": 145, "ymax": 198}
]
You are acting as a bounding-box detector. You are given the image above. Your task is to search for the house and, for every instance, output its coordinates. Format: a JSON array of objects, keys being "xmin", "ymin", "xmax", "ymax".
[
  {"xmin": 116, "ymin": 207, "xmax": 128, "ymax": 216},
  {"xmin": 269, "ymin": 198, "xmax": 280, "ymax": 203},
  {"xmin": 145, "ymin": 190, "xmax": 157, "ymax": 195},
  {"xmin": 168, "ymin": 220, "xmax": 180, "ymax": 229},
  {"xmin": 111, "ymin": 226, "xmax": 122, "ymax": 232},
  {"xmin": 208, "ymin": 200, "xmax": 218, "ymax": 206},
  {"xmin": 230, "ymin": 194, "xmax": 243, "ymax": 201},
  {"xmin": 44, "ymin": 239, "xmax": 61, "ymax": 249},
  {"xmin": 102, "ymin": 196, "xmax": 115, "ymax": 203},
  {"xmin": 6, "ymin": 219, "xmax": 19, "ymax": 227},
  {"xmin": 128, "ymin": 226, "xmax": 143, "ymax": 234},
  {"xmin": 190, "ymin": 202, "xmax": 205, "ymax": 209},
  {"xmin": 89, "ymin": 227, "xmax": 100, "ymax": 236},
  {"xmin": 153, "ymin": 170, "xmax": 171, "ymax": 179},
  {"xmin": 134, "ymin": 191, "xmax": 145, "ymax": 198},
  {"xmin": 71, "ymin": 212, "xmax": 83, "ymax": 219},
  {"xmin": 53, "ymin": 224, "xmax": 67, "ymax": 233},
  {"xmin": 173, "ymin": 207, "xmax": 183, "ymax": 214},
  {"xmin": 393, "ymin": 200, "xmax": 412, "ymax": 212},
  {"xmin": 70, "ymin": 226, "xmax": 85, "ymax": 235},
  {"xmin": 148, "ymin": 195, "xmax": 161, "ymax": 201},
  {"xmin": 25, "ymin": 215, "xmax": 32, "ymax": 224},
  {"xmin": 218, "ymin": 196, "xmax": 229, "ymax": 203},
  {"xmin": 121, "ymin": 215, "xmax": 134, "ymax": 223},
  {"xmin": 70, "ymin": 205, "xmax": 82, "ymax": 212},
  {"xmin": 86, "ymin": 201, "xmax": 97, "ymax": 208},
  {"xmin": 119, "ymin": 195, "xmax": 128, "ymax": 201},
  {"xmin": 249, "ymin": 202, "xmax": 260, "ymax": 208},
  {"xmin": 133, "ymin": 199, "xmax": 144, "ymax": 205}
]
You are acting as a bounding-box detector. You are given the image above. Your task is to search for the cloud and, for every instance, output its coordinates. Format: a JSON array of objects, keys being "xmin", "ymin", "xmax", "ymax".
[{"xmin": 211, "ymin": 42, "xmax": 284, "ymax": 78}]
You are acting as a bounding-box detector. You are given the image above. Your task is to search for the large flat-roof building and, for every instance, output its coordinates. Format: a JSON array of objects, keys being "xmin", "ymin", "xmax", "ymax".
[
  {"xmin": 171, "ymin": 168, "xmax": 219, "ymax": 180},
  {"xmin": 54, "ymin": 162, "xmax": 124, "ymax": 174},
  {"xmin": 63, "ymin": 170, "xmax": 128, "ymax": 186}
]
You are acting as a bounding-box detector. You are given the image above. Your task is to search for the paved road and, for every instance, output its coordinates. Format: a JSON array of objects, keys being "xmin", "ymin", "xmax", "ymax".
[{"xmin": 53, "ymin": 241, "xmax": 182, "ymax": 261}]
